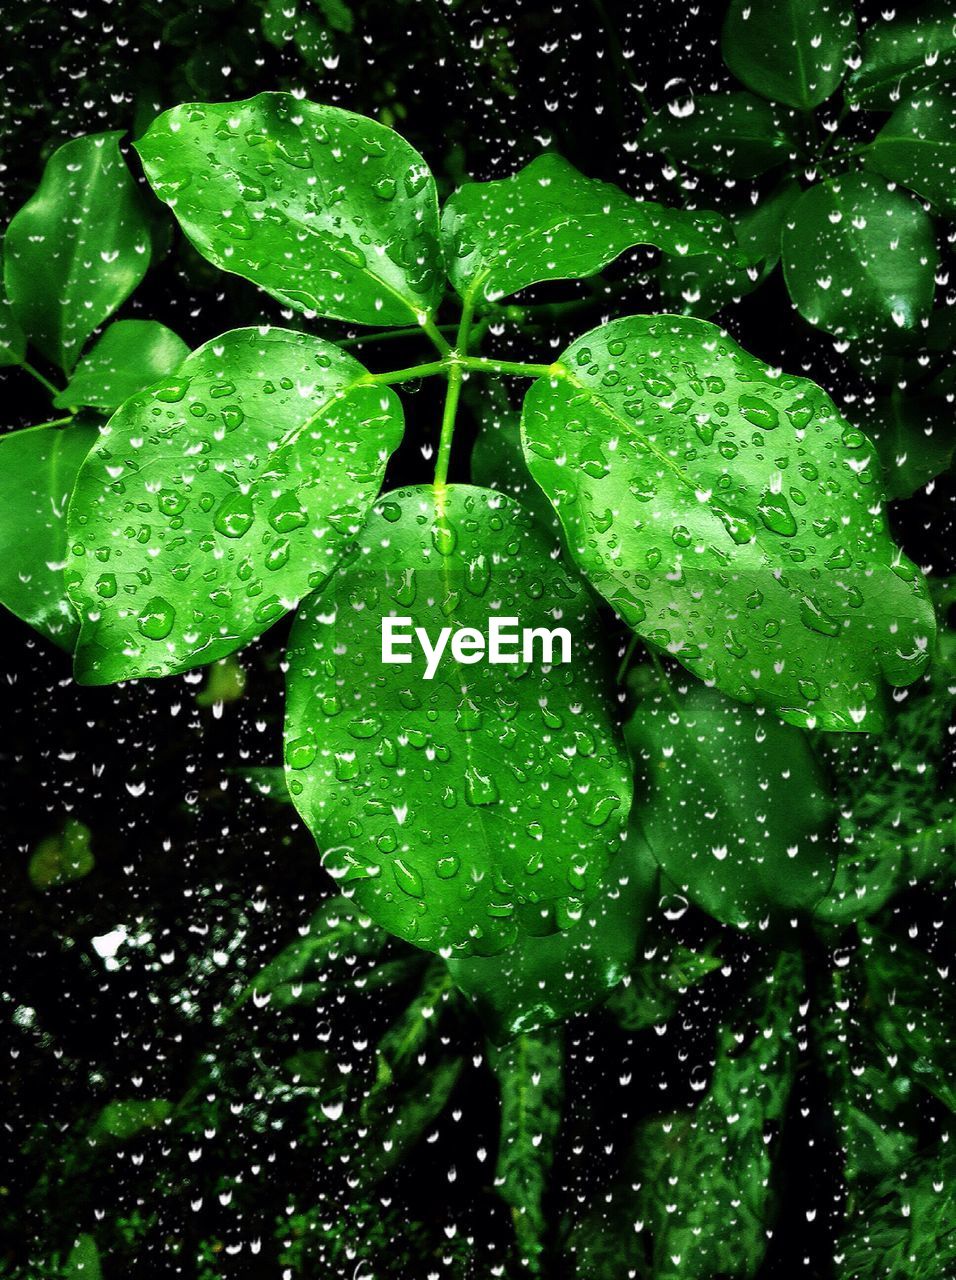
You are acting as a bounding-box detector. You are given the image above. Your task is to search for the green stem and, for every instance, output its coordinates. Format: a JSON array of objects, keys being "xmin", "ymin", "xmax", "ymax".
[
  {"xmin": 339, "ymin": 323, "xmax": 457, "ymax": 350},
  {"xmin": 422, "ymin": 318, "xmax": 453, "ymax": 357},
  {"xmin": 459, "ymin": 355, "xmax": 559, "ymax": 378},
  {"xmin": 616, "ymin": 633, "xmax": 640, "ymax": 684},
  {"xmin": 13, "ymin": 415, "xmax": 75, "ymax": 435},
  {"xmin": 20, "ymin": 360, "xmax": 61, "ymax": 396},
  {"xmin": 361, "ymin": 360, "xmax": 448, "ymax": 386},
  {"xmin": 433, "ymin": 299, "xmax": 474, "ymax": 489}
]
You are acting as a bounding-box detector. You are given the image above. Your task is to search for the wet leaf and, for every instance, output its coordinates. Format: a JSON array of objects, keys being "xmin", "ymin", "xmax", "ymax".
[
  {"xmin": 28, "ymin": 818, "xmax": 95, "ymax": 890},
  {"xmin": 489, "ymin": 1027, "xmax": 564, "ymax": 1274},
  {"xmin": 136, "ymin": 93, "xmax": 443, "ymax": 325},
  {"xmin": 63, "ymin": 1234, "xmax": 102, "ymax": 1280},
  {"xmin": 782, "ymin": 174, "xmax": 938, "ymax": 338},
  {"xmin": 441, "ymin": 153, "xmax": 740, "ymax": 305},
  {"xmin": 721, "ymin": 0, "xmax": 855, "ymax": 110},
  {"xmin": 861, "ymin": 89, "xmax": 956, "ymax": 216},
  {"xmin": 54, "ymin": 320, "xmax": 189, "ymax": 412},
  {"xmin": 90, "ymin": 1099, "xmax": 173, "ymax": 1141},
  {"xmin": 283, "ymin": 485, "xmax": 632, "ymax": 956},
  {"xmin": 467, "ymin": 380, "xmax": 560, "ymax": 534},
  {"xmin": 0, "ymin": 261, "xmax": 26, "ymax": 367},
  {"xmin": 639, "ymin": 92, "xmax": 794, "ymax": 178},
  {"xmin": 521, "ymin": 314, "xmax": 935, "ymax": 730},
  {"xmin": 625, "ymin": 678, "xmax": 834, "ymax": 927},
  {"xmin": 66, "ymin": 326, "xmax": 403, "ymax": 683},
  {"xmin": 0, "ymin": 421, "xmax": 99, "ymax": 648},
  {"xmin": 4, "ymin": 133, "xmax": 152, "ymax": 372},
  {"xmin": 854, "ymin": 389, "xmax": 956, "ymax": 499},
  {"xmin": 848, "ymin": 3, "xmax": 956, "ymax": 109}
]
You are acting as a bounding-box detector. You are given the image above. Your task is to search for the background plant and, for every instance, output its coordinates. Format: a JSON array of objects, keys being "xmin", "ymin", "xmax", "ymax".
[{"xmin": 0, "ymin": 3, "xmax": 953, "ymax": 1279}]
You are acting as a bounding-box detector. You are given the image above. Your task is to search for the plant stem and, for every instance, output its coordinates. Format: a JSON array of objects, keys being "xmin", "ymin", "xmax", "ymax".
[
  {"xmin": 20, "ymin": 360, "xmax": 61, "ymax": 396},
  {"xmin": 459, "ymin": 355, "xmax": 559, "ymax": 378},
  {"xmin": 616, "ymin": 633, "xmax": 640, "ymax": 684},
  {"xmin": 14, "ymin": 415, "xmax": 75, "ymax": 435},
  {"xmin": 361, "ymin": 360, "xmax": 448, "ymax": 386},
  {"xmin": 339, "ymin": 323, "xmax": 457, "ymax": 350},
  {"xmin": 433, "ymin": 299, "xmax": 474, "ymax": 489},
  {"xmin": 422, "ymin": 317, "xmax": 453, "ymax": 356}
]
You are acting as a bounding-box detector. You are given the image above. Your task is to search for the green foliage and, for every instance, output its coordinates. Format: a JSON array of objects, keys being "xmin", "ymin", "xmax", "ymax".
[
  {"xmin": 28, "ymin": 818, "xmax": 95, "ymax": 890},
  {"xmin": 854, "ymin": 388, "xmax": 956, "ymax": 499},
  {"xmin": 847, "ymin": 3, "xmax": 956, "ymax": 109},
  {"xmin": 283, "ymin": 485, "xmax": 632, "ymax": 956},
  {"xmin": 861, "ymin": 89, "xmax": 956, "ymax": 215},
  {"xmin": 53, "ymin": 321, "xmax": 188, "ymax": 412},
  {"xmin": 639, "ymin": 92, "xmax": 795, "ymax": 178},
  {"xmin": 90, "ymin": 1100, "xmax": 173, "ymax": 1141},
  {"xmin": 721, "ymin": 0, "xmax": 855, "ymax": 110},
  {"xmin": 136, "ymin": 93, "xmax": 444, "ymax": 326},
  {"xmin": 4, "ymin": 133, "xmax": 152, "ymax": 372},
  {"xmin": 625, "ymin": 676, "xmax": 834, "ymax": 928},
  {"xmin": 489, "ymin": 1028, "xmax": 564, "ymax": 1273},
  {"xmin": 521, "ymin": 313, "xmax": 934, "ymax": 729},
  {"xmin": 66, "ymin": 327, "xmax": 403, "ymax": 682}
]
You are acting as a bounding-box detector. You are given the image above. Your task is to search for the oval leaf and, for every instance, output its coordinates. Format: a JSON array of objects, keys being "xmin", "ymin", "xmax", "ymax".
[
  {"xmin": 782, "ymin": 175, "xmax": 938, "ymax": 337},
  {"xmin": 136, "ymin": 93, "xmax": 443, "ymax": 326},
  {"xmin": 520, "ymin": 314, "xmax": 935, "ymax": 730},
  {"xmin": 848, "ymin": 4, "xmax": 956, "ymax": 109},
  {"xmin": 4, "ymin": 132, "xmax": 152, "ymax": 373},
  {"xmin": 639, "ymin": 92, "xmax": 794, "ymax": 178},
  {"xmin": 0, "ymin": 421, "xmax": 99, "ymax": 648},
  {"xmin": 54, "ymin": 319, "xmax": 189, "ymax": 412},
  {"xmin": 861, "ymin": 90, "xmax": 956, "ymax": 216},
  {"xmin": 441, "ymin": 153, "xmax": 740, "ymax": 305},
  {"xmin": 283, "ymin": 485, "xmax": 633, "ymax": 956},
  {"xmin": 66, "ymin": 326, "xmax": 403, "ymax": 683},
  {"xmin": 721, "ymin": 0, "xmax": 855, "ymax": 110},
  {"xmin": 626, "ymin": 677, "xmax": 834, "ymax": 926}
]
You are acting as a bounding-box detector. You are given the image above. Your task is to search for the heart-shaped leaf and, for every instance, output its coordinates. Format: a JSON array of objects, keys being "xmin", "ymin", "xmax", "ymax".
[
  {"xmin": 520, "ymin": 314, "xmax": 936, "ymax": 730},
  {"xmin": 136, "ymin": 93, "xmax": 444, "ymax": 326},
  {"xmin": 283, "ymin": 485, "xmax": 633, "ymax": 956},
  {"xmin": 66, "ymin": 326, "xmax": 403, "ymax": 682}
]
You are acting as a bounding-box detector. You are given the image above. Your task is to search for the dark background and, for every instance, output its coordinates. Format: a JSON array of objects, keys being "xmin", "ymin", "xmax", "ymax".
[{"xmin": 1, "ymin": 2, "xmax": 952, "ymax": 1277}]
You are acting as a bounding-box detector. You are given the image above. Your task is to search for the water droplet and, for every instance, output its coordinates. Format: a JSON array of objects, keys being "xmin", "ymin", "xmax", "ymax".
[
  {"xmin": 214, "ymin": 491, "xmax": 255, "ymax": 539},
  {"xmin": 738, "ymin": 394, "xmax": 779, "ymax": 431},
  {"xmin": 138, "ymin": 596, "xmax": 175, "ymax": 640}
]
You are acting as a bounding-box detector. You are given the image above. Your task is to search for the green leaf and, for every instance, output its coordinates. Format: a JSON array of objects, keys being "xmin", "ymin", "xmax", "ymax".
[
  {"xmin": 847, "ymin": 4, "xmax": 956, "ymax": 110},
  {"xmin": 0, "ymin": 259, "xmax": 26, "ymax": 367},
  {"xmin": 283, "ymin": 485, "xmax": 633, "ymax": 956},
  {"xmin": 861, "ymin": 89, "xmax": 956, "ymax": 216},
  {"xmin": 638, "ymin": 93, "xmax": 794, "ymax": 178},
  {"xmin": 63, "ymin": 1235, "xmax": 102, "ymax": 1280},
  {"xmin": 489, "ymin": 1028, "xmax": 564, "ymax": 1274},
  {"xmin": 736, "ymin": 177, "xmax": 803, "ymax": 269},
  {"xmin": 625, "ymin": 676, "xmax": 834, "ymax": 927},
  {"xmin": 53, "ymin": 320, "xmax": 189, "ymax": 412},
  {"xmin": 0, "ymin": 421, "xmax": 99, "ymax": 648},
  {"xmin": 66, "ymin": 326, "xmax": 403, "ymax": 683},
  {"xmin": 90, "ymin": 1098, "xmax": 173, "ymax": 1140},
  {"xmin": 520, "ymin": 314, "xmax": 936, "ymax": 731},
  {"xmin": 448, "ymin": 829, "xmax": 657, "ymax": 1042},
  {"xmin": 135, "ymin": 93, "xmax": 443, "ymax": 326},
  {"xmin": 634, "ymin": 952, "xmax": 803, "ymax": 1279},
  {"xmin": 4, "ymin": 133, "xmax": 152, "ymax": 373},
  {"xmin": 854, "ymin": 389, "xmax": 956, "ymax": 499},
  {"xmin": 721, "ymin": 0, "xmax": 855, "ymax": 110},
  {"xmin": 605, "ymin": 943, "xmax": 722, "ymax": 1031},
  {"xmin": 441, "ymin": 153, "xmax": 740, "ymax": 305},
  {"xmin": 782, "ymin": 175, "xmax": 939, "ymax": 338},
  {"xmin": 28, "ymin": 818, "xmax": 95, "ymax": 890}
]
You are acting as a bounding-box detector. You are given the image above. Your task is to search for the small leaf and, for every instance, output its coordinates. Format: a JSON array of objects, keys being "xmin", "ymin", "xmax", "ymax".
[
  {"xmin": 54, "ymin": 320, "xmax": 189, "ymax": 412},
  {"xmin": 91, "ymin": 1098, "xmax": 173, "ymax": 1140},
  {"xmin": 283, "ymin": 485, "xmax": 632, "ymax": 956},
  {"xmin": 63, "ymin": 1235, "xmax": 103, "ymax": 1280},
  {"xmin": 0, "ymin": 421, "xmax": 99, "ymax": 648},
  {"xmin": 448, "ymin": 829, "xmax": 657, "ymax": 1043},
  {"xmin": 489, "ymin": 1028, "xmax": 564, "ymax": 1274},
  {"xmin": 520, "ymin": 314, "xmax": 935, "ymax": 730},
  {"xmin": 861, "ymin": 89, "xmax": 956, "ymax": 216},
  {"xmin": 136, "ymin": 93, "xmax": 443, "ymax": 325},
  {"xmin": 441, "ymin": 153, "xmax": 740, "ymax": 305},
  {"xmin": 639, "ymin": 92, "xmax": 794, "ymax": 178},
  {"xmin": 721, "ymin": 0, "xmax": 856, "ymax": 110},
  {"xmin": 28, "ymin": 818, "xmax": 95, "ymax": 890},
  {"xmin": 854, "ymin": 389, "xmax": 956, "ymax": 499},
  {"xmin": 782, "ymin": 174, "xmax": 938, "ymax": 338},
  {"xmin": 4, "ymin": 133, "xmax": 152, "ymax": 372},
  {"xmin": 66, "ymin": 326, "xmax": 403, "ymax": 683},
  {"xmin": 625, "ymin": 677, "xmax": 834, "ymax": 927},
  {"xmin": 848, "ymin": 3, "xmax": 956, "ymax": 109}
]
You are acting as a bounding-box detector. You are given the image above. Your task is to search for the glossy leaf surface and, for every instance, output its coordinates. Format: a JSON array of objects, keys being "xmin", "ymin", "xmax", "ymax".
[
  {"xmin": 0, "ymin": 265, "xmax": 25, "ymax": 367},
  {"xmin": 625, "ymin": 679, "xmax": 834, "ymax": 927},
  {"xmin": 782, "ymin": 175, "xmax": 938, "ymax": 338},
  {"xmin": 639, "ymin": 92, "xmax": 793, "ymax": 178},
  {"xmin": 4, "ymin": 133, "xmax": 152, "ymax": 372},
  {"xmin": 848, "ymin": 4, "xmax": 956, "ymax": 109},
  {"xmin": 136, "ymin": 93, "xmax": 443, "ymax": 326},
  {"xmin": 441, "ymin": 153, "xmax": 739, "ymax": 304},
  {"xmin": 67, "ymin": 326, "xmax": 403, "ymax": 683},
  {"xmin": 521, "ymin": 314, "xmax": 935, "ymax": 730},
  {"xmin": 855, "ymin": 390, "xmax": 956, "ymax": 499},
  {"xmin": 0, "ymin": 421, "xmax": 99, "ymax": 648},
  {"xmin": 862, "ymin": 90, "xmax": 956, "ymax": 216},
  {"xmin": 283, "ymin": 485, "xmax": 632, "ymax": 956},
  {"xmin": 54, "ymin": 320, "xmax": 189, "ymax": 412},
  {"xmin": 721, "ymin": 0, "xmax": 855, "ymax": 110}
]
